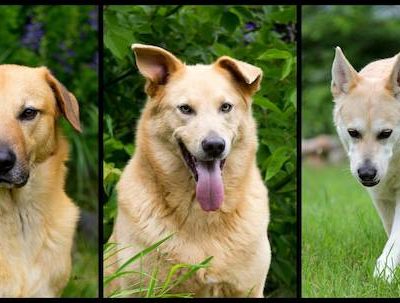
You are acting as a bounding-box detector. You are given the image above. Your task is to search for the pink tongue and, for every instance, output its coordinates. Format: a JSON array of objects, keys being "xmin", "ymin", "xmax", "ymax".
[{"xmin": 195, "ymin": 160, "xmax": 224, "ymax": 211}]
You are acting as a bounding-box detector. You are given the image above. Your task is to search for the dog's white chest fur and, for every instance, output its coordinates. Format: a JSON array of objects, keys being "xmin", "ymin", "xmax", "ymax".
[{"xmin": 0, "ymin": 189, "xmax": 78, "ymax": 297}]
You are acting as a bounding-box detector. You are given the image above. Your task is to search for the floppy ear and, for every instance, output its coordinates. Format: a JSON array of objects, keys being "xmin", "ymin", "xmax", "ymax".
[
  {"xmin": 132, "ymin": 44, "xmax": 183, "ymax": 95},
  {"xmin": 386, "ymin": 53, "xmax": 400, "ymax": 99},
  {"xmin": 331, "ymin": 47, "xmax": 359, "ymax": 98},
  {"xmin": 215, "ymin": 56, "xmax": 262, "ymax": 96},
  {"xmin": 44, "ymin": 68, "xmax": 81, "ymax": 132}
]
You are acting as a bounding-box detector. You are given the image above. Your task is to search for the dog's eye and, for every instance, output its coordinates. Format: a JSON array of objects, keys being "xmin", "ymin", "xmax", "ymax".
[
  {"xmin": 220, "ymin": 103, "xmax": 233, "ymax": 113},
  {"xmin": 377, "ymin": 129, "xmax": 392, "ymax": 140},
  {"xmin": 348, "ymin": 129, "xmax": 361, "ymax": 139},
  {"xmin": 178, "ymin": 104, "xmax": 194, "ymax": 115},
  {"xmin": 19, "ymin": 108, "xmax": 39, "ymax": 121}
]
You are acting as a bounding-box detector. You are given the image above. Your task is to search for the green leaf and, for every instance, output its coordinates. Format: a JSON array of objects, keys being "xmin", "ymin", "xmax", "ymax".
[
  {"xmin": 103, "ymin": 162, "xmax": 121, "ymax": 181},
  {"xmin": 220, "ymin": 11, "xmax": 240, "ymax": 33},
  {"xmin": 211, "ymin": 43, "xmax": 234, "ymax": 57},
  {"xmin": 281, "ymin": 56, "xmax": 294, "ymax": 80},
  {"xmin": 104, "ymin": 13, "xmax": 134, "ymax": 60},
  {"xmin": 258, "ymin": 49, "xmax": 292, "ymax": 61},
  {"xmin": 269, "ymin": 6, "xmax": 296, "ymax": 23},
  {"xmin": 253, "ymin": 96, "xmax": 282, "ymax": 114},
  {"xmin": 266, "ymin": 147, "xmax": 290, "ymax": 181}
]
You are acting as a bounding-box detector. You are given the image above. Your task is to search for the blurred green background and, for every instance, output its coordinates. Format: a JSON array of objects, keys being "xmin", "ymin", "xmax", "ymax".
[
  {"xmin": 302, "ymin": 5, "xmax": 400, "ymax": 298},
  {"xmin": 103, "ymin": 5, "xmax": 296, "ymax": 298},
  {"xmin": 0, "ymin": 5, "xmax": 98, "ymax": 297},
  {"xmin": 302, "ymin": 5, "xmax": 400, "ymax": 139}
]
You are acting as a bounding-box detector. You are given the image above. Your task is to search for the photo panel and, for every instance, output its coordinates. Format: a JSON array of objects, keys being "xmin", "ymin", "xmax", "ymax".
[
  {"xmin": 0, "ymin": 5, "xmax": 98, "ymax": 298},
  {"xmin": 103, "ymin": 5, "xmax": 297, "ymax": 298},
  {"xmin": 302, "ymin": 5, "xmax": 400, "ymax": 298}
]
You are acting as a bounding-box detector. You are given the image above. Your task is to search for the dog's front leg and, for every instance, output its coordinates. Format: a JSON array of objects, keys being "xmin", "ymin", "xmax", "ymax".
[{"xmin": 374, "ymin": 199, "xmax": 400, "ymax": 283}]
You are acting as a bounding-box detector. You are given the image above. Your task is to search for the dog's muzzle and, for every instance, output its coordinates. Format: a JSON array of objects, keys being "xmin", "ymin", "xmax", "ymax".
[
  {"xmin": 357, "ymin": 160, "xmax": 379, "ymax": 187},
  {"xmin": 0, "ymin": 146, "xmax": 29, "ymax": 188}
]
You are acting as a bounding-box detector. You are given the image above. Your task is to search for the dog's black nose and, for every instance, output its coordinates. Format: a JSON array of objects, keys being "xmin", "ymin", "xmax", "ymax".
[
  {"xmin": 357, "ymin": 164, "xmax": 377, "ymax": 182},
  {"xmin": 202, "ymin": 136, "xmax": 225, "ymax": 158},
  {"xmin": 0, "ymin": 147, "xmax": 16, "ymax": 174}
]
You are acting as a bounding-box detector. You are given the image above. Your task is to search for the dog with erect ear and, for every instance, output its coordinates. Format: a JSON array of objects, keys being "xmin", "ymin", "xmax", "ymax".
[
  {"xmin": 0, "ymin": 65, "xmax": 81, "ymax": 297},
  {"xmin": 331, "ymin": 47, "xmax": 400, "ymax": 283},
  {"xmin": 106, "ymin": 44, "xmax": 271, "ymax": 297}
]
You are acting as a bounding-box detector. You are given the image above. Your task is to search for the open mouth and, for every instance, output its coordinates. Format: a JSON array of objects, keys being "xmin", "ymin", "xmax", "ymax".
[
  {"xmin": 178, "ymin": 141, "xmax": 225, "ymax": 212},
  {"xmin": 361, "ymin": 180, "xmax": 380, "ymax": 187}
]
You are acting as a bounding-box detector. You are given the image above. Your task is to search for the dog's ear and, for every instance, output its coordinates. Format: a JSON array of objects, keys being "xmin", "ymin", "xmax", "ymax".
[
  {"xmin": 331, "ymin": 47, "xmax": 359, "ymax": 98},
  {"xmin": 386, "ymin": 53, "xmax": 400, "ymax": 99},
  {"xmin": 43, "ymin": 68, "xmax": 81, "ymax": 132},
  {"xmin": 215, "ymin": 56, "xmax": 263, "ymax": 96},
  {"xmin": 132, "ymin": 44, "xmax": 183, "ymax": 96}
]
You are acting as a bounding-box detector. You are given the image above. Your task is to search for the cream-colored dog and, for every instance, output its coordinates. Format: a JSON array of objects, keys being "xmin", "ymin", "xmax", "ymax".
[
  {"xmin": 332, "ymin": 47, "xmax": 400, "ymax": 282},
  {"xmin": 107, "ymin": 44, "xmax": 271, "ymax": 297},
  {"xmin": 0, "ymin": 65, "xmax": 80, "ymax": 297}
]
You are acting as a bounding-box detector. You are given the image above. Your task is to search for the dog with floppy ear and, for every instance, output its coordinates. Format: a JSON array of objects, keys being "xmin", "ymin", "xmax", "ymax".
[
  {"xmin": 106, "ymin": 44, "xmax": 270, "ymax": 297},
  {"xmin": 0, "ymin": 65, "xmax": 81, "ymax": 297},
  {"xmin": 331, "ymin": 47, "xmax": 400, "ymax": 282}
]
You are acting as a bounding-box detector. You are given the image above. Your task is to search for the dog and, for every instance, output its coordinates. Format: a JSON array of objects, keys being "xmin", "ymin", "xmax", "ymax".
[
  {"xmin": 106, "ymin": 44, "xmax": 271, "ymax": 297},
  {"xmin": 331, "ymin": 47, "xmax": 400, "ymax": 282},
  {"xmin": 0, "ymin": 65, "xmax": 81, "ymax": 297}
]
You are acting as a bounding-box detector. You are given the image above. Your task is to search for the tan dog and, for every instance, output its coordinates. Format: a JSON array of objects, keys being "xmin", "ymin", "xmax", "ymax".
[
  {"xmin": 332, "ymin": 48, "xmax": 400, "ymax": 282},
  {"xmin": 106, "ymin": 44, "xmax": 271, "ymax": 297},
  {"xmin": 0, "ymin": 65, "xmax": 80, "ymax": 297}
]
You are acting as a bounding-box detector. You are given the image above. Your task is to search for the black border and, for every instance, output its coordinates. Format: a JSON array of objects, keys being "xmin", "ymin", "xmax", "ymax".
[
  {"xmin": 296, "ymin": 4, "xmax": 302, "ymax": 299},
  {"xmin": 98, "ymin": 3, "xmax": 104, "ymax": 299}
]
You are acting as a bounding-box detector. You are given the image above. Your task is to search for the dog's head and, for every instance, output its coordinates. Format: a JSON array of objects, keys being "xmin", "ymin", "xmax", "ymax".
[
  {"xmin": 331, "ymin": 47, "xmax": 400, "ymax": 187},
  {"xmin": 0, "ymin": 65, "xmax": 80, "ymax": 188},
  {"xmin": 132, "ymin": 44, "xmax": 262, "ymax": 211}
]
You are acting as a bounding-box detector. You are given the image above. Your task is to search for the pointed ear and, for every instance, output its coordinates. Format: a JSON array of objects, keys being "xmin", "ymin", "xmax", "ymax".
[
  {"xmin": 132, "ymin": 44, "xmax": 183, "ymax": 95},
  {"xmin": 386, "ymin": 53, "xmax": 400, "ymax": 99},
  {"xmin": 43, "ymin": 68, "xmax": 81, "ymax": 132},
  {"xmin": 215, "ymin": 56, "xmax": 263, "ymax": 96},
  {"xmin": 331, "ymin": 47, "xmax": 359, "ymax": 98}
]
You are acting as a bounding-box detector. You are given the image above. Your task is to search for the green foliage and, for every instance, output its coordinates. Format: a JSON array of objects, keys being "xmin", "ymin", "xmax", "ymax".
[
  {"xmin": 0, "ymin": 5, "xmax": 98, "ymax": 297},
  {"xmin": 302, "ymin": 5, "xmax": 400, "ymax": 138},
  {"xmin": 104, "ymin": 5, "xmax": 296, "ymax": 297},
  {"xmin": 302, "ymin": 164, "xmax": 400, "ymax": 297}
]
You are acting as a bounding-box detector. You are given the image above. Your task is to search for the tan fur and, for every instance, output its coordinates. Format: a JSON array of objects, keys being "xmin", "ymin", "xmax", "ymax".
[
  {"xmin": 106, "ymin": 45, "xmax": 270, "ymax": 297},
  {"xmin": 0, "ymin": 65, "xmax": 80, "ymax": 297}
]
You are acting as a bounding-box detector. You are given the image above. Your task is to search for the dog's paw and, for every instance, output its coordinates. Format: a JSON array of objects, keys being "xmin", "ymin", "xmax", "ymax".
[{"xmin": 373, "ymin": 257, "xmax": 396, "ymax": 283}]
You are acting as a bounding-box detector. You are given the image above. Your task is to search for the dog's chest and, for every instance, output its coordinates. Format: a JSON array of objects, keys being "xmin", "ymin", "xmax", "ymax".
[{"xmin": 0, "ymin": 196, "xmax": 55, "ymax": 296}]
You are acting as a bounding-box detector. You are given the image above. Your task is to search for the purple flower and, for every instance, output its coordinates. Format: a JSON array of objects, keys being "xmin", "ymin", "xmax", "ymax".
[
  {"xmin": 21, "ymin": 18, "xmax": 44, "ymax": 51},
  {"xmin": 245, "ymin": 21, "xmax": 257, "ymax": 32},
  {"xmin": 88, "ymin": 9, "xmax": 98, "ymax": 31}
]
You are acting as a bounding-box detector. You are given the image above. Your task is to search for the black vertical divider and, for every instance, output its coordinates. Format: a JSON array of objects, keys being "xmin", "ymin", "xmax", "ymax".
[
  {"xmin": 296, "ymin": 3, "xmax": 302, "ymax": 299},
  {"xmin": 98, "ymin": 3, "xmax": 104, "ymax": 299}
]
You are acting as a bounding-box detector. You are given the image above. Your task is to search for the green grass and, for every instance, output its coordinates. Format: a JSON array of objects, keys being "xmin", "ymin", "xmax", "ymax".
[
  {"xmin": 61, "ymin": 231, "xmax": 98, "ymax": 297},
  {"xmin": 302, "ymin": 163, "xmax": 400, "ymax": 298},
  {"xmin": 104, "ymin": 235, "xmax": 213, "ymax": 298}
]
